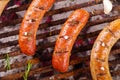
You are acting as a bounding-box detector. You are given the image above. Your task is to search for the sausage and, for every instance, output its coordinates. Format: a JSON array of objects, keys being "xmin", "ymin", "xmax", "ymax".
[
  {"xmin": 19, "ymin": 0, "xmax": 55, "ymax": 56},
  {"xmin": 52, "ymin": 9, "xmax": 89, "ymax": 72},
  {"xmin": 90, "ymin": 19, "xmax": 120, "ymax": 80},
  {"xmin": 0, "ymin": 0, "xmax": 10, "ymax": 16}
]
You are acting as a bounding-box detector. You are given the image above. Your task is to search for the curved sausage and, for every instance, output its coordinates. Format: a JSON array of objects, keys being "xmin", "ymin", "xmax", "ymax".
[
  {"xmin": 52, "ymin": 9, "xmax": 89, "ymax": 72},
  {"xmin": 0, "ymin": 0, "xmax": 10, "ymax": 16},
  {"xmin": 90, "ymin": 19, "xmax": 120, "ymax": 80},
  {"xmin": 19, "ymin": 0, "xmax": 55, "ymax": 56}
]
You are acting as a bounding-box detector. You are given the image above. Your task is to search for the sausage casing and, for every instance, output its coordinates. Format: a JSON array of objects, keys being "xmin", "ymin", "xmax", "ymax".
[
  {"xmin": 52, "ymin": 9, "xmax": 89, "ymax": 72},
  {"xmin": 90, "ymin": 19, "xmax": 120, "ymax": 80},
  {"xmin": 19, "ymin": 0, "xmax": 55, "ymax": 55},
  {"xmin": 0, "ymin": 0, "xmax": 10, "ymax": 16}
]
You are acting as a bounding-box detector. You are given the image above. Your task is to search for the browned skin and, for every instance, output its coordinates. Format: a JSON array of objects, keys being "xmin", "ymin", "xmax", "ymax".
[
  {"xmin": 19, "ymin": 0, "xmax": 55, "ymax": 56},
  {"xmin": 52, "ymin": 9, "xmax": 89, "ymax": 72},
  {"xmin": 0, "ymin": 0, "xmax": 10, "ymax": 15},
  {"xmin": 90, "ymin": 19, "xmax": 120, "ymax": 80}
]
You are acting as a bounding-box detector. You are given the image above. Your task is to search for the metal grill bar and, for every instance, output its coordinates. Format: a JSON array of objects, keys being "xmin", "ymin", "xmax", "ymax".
[
  {"xmin": 0, "ymin": 13, "xmax": 119, "ymax": 39},
  {"xmin": 1, "ymin": 57, "xmax": 120, "ymax": 80},
  {"xmin": 0, "ymin": 15, "xmax": 119, "ymax": 49},
  {"xmin": 0, "ymin": 0, "xmax": 119, "ymax": 79},
  {"xmin": 0, "ymin": 47, "xmax": 119, "ymax": 77},
  {"xmin": 1, "ymin": 1, "xmax": 119, "ymax": 28}
]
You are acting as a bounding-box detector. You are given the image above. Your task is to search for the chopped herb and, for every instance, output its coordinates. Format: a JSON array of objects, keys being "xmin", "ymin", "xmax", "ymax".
[
  {"xmin": 23, "ymin": 61, "xmax": 32, "ymax": 80},
  {"xmin": 4, "ymin": 53, "xmax": 11, "ymax": 70}
]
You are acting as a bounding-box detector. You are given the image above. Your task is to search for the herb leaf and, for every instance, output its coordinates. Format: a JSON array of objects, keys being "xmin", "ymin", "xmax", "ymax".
[
  {"xmin": 4, "ymin": 53, "xmax": 11, "ymax": 70},
  {"xmin": 23, "ymin": 61, "xmax": 32, "ymax": 80}
]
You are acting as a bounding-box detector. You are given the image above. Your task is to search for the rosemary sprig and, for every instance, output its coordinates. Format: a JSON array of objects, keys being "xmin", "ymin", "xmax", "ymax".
[
  {"xmin": 23, "ymin": 61, "xmax": 32, "ymax": 80},
  {"xmin": 4, "ymin": 53, "xmax": 11, "ymax": 70}
]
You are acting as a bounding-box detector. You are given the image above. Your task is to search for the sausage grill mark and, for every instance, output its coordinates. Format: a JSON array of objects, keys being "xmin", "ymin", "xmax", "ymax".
[
  {"xmin": 59, "ymin": 36, "xmax": 71, "ymax": 40},
  {"xmin": 68, "ymin": 19, "xmax": 80, "ymax": 26},
  {"xmin": 99, "ymin": 40, "xmax": 108, "ymax": 48},
  {"xmin": 34, "ymin": 6, "xmax": 45, "ymax": 11},
  {"xmin": 26, "ymin": 19, "xmax": 36, "ymax": 23},
  {"xmin": 23, "ymin": 31, "xmax": 33, "ymax": 41},
  {"xmin": 96, "ymin": 58, "xmax": 105, "ymax": 62},
  {"xmin": 55, "ymin": 48, "xmax": 69, "ymax": 54},
  {"xmin": 97, "ymin": 72, "xmax": 106, "ymax": 77},
  {"xmin": 23, "ymin": 30, "xmax": 33, "ymax": 37},
  {"xmin": 38, "ymin": 7, "xmax": 45, "ymax": 10},
  {"xmin": 107, "ymin": 27, "xmax": 116, "ymax": 38},
  {"xmin": 55, "ymin": 50, "xmax": 69, "ymax": 54}
]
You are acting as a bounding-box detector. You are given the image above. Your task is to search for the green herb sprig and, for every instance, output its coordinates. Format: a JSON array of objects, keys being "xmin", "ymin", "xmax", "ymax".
[
  {"xmin": 4, "ymin": 53, "xmax": 11, "ymax": 70},
  {"xmin": 23, "ymin": 61, "xmax": 32, "ymax": 80}
]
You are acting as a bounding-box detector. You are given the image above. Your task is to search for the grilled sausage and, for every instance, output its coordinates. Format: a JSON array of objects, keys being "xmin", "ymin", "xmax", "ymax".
[
  {"xmin": 52, "ymin": 9, "xmax": 89, "ymax": 72},
  {"xmin": 19, "ymin": 0, "xmax": 55, "ymax": 56},
  {"xmin": 90, "ymin": 19, "xmax": 120, "ymax": 80},
  {"xmin": 0, "ymin": 0, "xmax": 10, "ymax": 16}
]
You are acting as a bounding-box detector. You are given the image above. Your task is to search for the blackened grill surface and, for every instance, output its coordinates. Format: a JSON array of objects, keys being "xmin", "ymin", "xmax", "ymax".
[{"xmin": 0, "ymin": 0, "xmax": 120, "ymax": 80}]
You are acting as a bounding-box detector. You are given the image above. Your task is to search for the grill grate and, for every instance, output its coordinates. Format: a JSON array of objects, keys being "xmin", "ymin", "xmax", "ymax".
[{"xmin": 0, "ymin": 0, "xmax": 120, "ymax": 80}]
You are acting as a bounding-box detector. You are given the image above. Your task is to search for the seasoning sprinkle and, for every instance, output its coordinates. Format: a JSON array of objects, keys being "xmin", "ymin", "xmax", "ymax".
[
  {"xmin": 101, "ymin": 42, "xmax": 105, "ymax": 47},
  {"xmin": 24, "ymin": 32, "xmax": 28, "ymax": 36},
  {"xmin": 64, "ymin": 36, "xmax": 69, "ymax": 40},
  {"xmin": 59, "ymin": 35, "xmax": 70, "ymax": 40},
  {"xmin": 101, "ymin": 67, "xmax": 105, "ymax": 71}
]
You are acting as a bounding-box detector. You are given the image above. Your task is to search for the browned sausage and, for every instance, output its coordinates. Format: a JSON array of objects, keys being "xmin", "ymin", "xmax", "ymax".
[
  {"xmin": 52, "ymin": 9, "xmax": 89, "ymax": 72},
  {"xmin": 90, "ymin": 19, "xmax": 120, "ymax": 80},
  {"xmin": 0, "ymin": 0, "xmax": 10, "ymax": 16},
  {"xmin": 19, "ymin": 0, "xmax": 55, "ymax": 56}
]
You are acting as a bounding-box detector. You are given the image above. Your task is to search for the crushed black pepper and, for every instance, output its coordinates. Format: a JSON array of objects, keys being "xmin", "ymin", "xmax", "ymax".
[{"xmin": 107, "ymin": 27, "xmax": 116, "ymax": 38}]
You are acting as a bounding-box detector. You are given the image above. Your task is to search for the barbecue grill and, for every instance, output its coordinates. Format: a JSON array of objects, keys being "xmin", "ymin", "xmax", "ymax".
[{"xmin": 0, "ymin": 0, "xmax": 120, "ymax": 80}]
